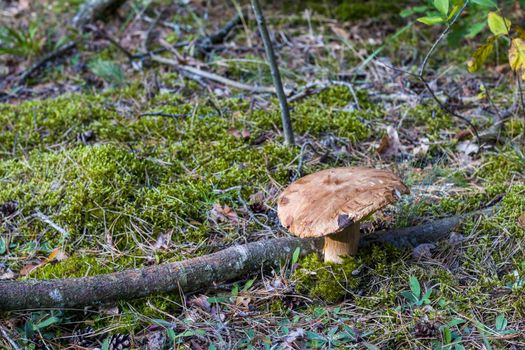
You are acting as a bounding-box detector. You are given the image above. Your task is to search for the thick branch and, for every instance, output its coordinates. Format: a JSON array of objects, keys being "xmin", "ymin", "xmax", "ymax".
[
  {"xmin": 0, "ymin": 207, "xmax": 494, "ymax": 311},
  {"xmin": 0, "ymin": 238, "xmax": 319, "ymax": 311}
]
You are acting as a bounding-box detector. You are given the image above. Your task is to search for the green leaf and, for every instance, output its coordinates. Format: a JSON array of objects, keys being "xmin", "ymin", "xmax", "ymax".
[
  {"xmin": 400, "ymin": 290, "xmax": 418, "ymax": 303},
  {"xmin": 166, "ymin": 328, "xmax": 176, "ymax": 341},
  {"xmin": 34, "ymin": 316, "xmax": 60, "ymax": 330},
  {"xmin": 455, "ymin": 344, "xmax": 466, "ymax": 350},
  {"xmin": 409, "ymin": 275, "xmax": 421, "ymax": 299},
  {"xmin": 487, "ymin": 12, "xmax": 511, "ymax": 36},
  {"xmin": 400, "ymin": 6, "xmax": 429, "ymax": 18},
  {"xmin": 434, "ymin": 0, "xmax": 449, "ymax": 16},
  {"xmin": 0, "ymin": 237, "xmax": 6, "ymax": 255},
  {"xmin": 101, "ymin": 338, "xmax": 110, "ymax": 350},
  {"xmin": 471, "ymin": 0, "xmax": 497, "ymax": 7},
  {"xmin": 448, "ymin": 318, "xmax": 466, "ymax": 328},
  {"xmin": 291, "ymin": 247, "xmax": 300, "ymax": 266},
  {"xmin": 465, "ymin": 21, "xmax": 487, "ymax": 38},
  {"xmin": 417, "ymin": 16, "xmax": 445, "ymax": 25},
  {"xmin": 467, "ymin": 36, "xmax": 496, "ymax": 73},
  {"xmin": 509, "ymin": 38, "xmax": 525, "ymax": 79},
  {"xmin": 242, "ymin": 279, "xmax": 255, "ymax": 291},
  {"xmin": 363, "ymin": 342, "xmax": 380, "ymax": 350},
  {"xmin": 442, "ymin": 327, "xmax": 452, "ymax": 343},
  {"xmin": 495, "ymin": 314, "xmax": 507, "ymax": 331},
  {"xmin": 447, "ymin": 4, "xmax": 460, "ymax": 20}
]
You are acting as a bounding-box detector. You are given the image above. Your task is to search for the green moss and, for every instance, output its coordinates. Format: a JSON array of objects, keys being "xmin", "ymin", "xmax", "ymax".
[
  {"xmin": 292, "ymin": 253, "xmax": 360, "ymax": 303},
  {"xmin": 1, "ymin": 87, "xmax": 372, "ymax": 274}
]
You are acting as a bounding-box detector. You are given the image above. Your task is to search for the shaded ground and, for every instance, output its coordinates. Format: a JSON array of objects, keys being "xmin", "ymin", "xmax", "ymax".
[{"xmin": 1, "ymin": 0, "xmax": 525, "ymax": 349}]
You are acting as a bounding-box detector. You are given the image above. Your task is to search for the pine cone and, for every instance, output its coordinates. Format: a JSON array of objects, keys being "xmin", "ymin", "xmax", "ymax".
[
  {"xmin": 414, "ymin": 321, "xmax": 435, "ymax": 338},
  {"xmin": 71, "ymin": 326, "xmax": 97, "ymax": 347},
  {"xmin": 109, "ymin": 333, "xmax": 131, "ymax": 350}
]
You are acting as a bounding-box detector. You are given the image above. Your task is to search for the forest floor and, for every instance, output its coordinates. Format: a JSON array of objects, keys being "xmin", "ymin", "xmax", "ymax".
[{"xmin": 1, "ymin": 0, "xmax": 525, "ymax": 349}]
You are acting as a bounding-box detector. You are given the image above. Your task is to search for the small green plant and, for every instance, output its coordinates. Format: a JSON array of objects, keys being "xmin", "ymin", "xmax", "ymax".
[
  {"xmin": 433, "ymin": 318, "xmax": 466, "ymax": 350},
  {"xmin": 0, "ymin": 22, "xmax": 44, "ymax": 58},
  {"xmin": 88, "ymin": 59, "xmax": 126, "ymax": 86},
  {"xmin": 401, "ymin": 275, "xmax": 433, "ymax": 306}
]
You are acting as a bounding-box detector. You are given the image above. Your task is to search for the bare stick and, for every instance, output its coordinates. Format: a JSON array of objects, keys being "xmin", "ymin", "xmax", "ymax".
[
  {"xmin": 251, "ymin": 0, "xmax": 295, "ymax": 146},
  {"xmin": 0, "ymin": 237, "xmax": 319, "ymax": 311},
  {"xmin": 151, "ymin": 55, "xmax": 276, "ymax": 94},
  {"xmin": 0, "ymin": 326, "xmax": 21, "ymax": 350},
  {"xmin": 18, "ymin": 41, "xmax": 77, "ymax": 83},
  {"xmin": 33, "ymin": 211, "xmax": 70, "ymax": 238},
  {"xmin": 139, "ymin": 112, "xmax": 186, "ymax": 118},
  {"xmin": 0, "ymin": 207, "xmax": 494, "ymax": 311}
]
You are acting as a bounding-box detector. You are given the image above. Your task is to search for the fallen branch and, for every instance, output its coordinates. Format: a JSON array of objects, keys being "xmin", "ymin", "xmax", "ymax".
[
  {"xmin": 18, "ymin": 41, "xmax": 77, "ymax": 83},
  {"xmin": 360, "ymin": 206, "xmax": 495, "ymax": 248},
  {"xmin": 151, "ymin": 54, "xmax": 276, "ymax": 94},
  {"xmin": 0, "ymin": 207, "xmax": 494, "ymax": 311},
  {"xmin": 0, "ymin": 237, "xmax": 320, "ymax": 311},
  {"xmin": 194, "ymin": 13, "xmax": 242, "ymax": 55}
]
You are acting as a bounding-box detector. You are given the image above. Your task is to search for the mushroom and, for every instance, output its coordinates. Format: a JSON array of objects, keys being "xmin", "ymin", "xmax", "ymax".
[{"xmin": 277, "ymin": 167, "xmax": 409, "ymax": 263}]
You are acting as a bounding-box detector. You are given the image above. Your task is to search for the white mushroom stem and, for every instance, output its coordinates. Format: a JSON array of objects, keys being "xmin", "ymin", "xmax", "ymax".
[{"xmin": 323, "ymin": 222, "xmax": 360, "ymax": 263}]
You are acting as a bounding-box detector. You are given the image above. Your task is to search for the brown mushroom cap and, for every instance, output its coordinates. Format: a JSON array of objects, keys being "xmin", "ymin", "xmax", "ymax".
[{"xmin": 277, "ymin": 167, "xmax": 409, "ymax": 238}]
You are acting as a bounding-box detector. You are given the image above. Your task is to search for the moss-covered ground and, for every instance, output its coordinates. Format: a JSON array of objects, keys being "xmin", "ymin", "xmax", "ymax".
[{"xmin": 1, "ymin": 0, "xmax": 525, "ymax": 349}]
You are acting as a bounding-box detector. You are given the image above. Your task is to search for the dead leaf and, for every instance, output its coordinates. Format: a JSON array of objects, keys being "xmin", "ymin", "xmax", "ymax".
[
  {"xmin": 46, "ymin": 248, "xmax": 68, "ymax": 263},
  {"xmin": 412, "ymin": 243, "xmax": 436, "ymax": 260},
  {"xmin": 19, "ymin": 260, "xmax": 43, "ymax": 276},
  {"xmin": 235, "ymin": 296, "xmax": 251, "ymax": 309},
  {"xmin": 241, "ymin": 128, "xmax": 250, "ymax": 139},
  {"xmin": 227, "ymin": 128, "xmax": 241, "ymax": 139},
  {"xmin": 0, "ymin": 268, "xmax": 15, "ymax": 280},
  {"xmin": 248, "ymin": 191, "xmax": 266, "ymax": 213},
  {"xmin": 378, "ymin": 126, "xmax": 404, "ymax": 158},
  {"xmin": 329, "ymin": 24, "xmax": 351, "ymax": 40},
  {"xmin": 518, "ymin": 212, "xmax": 525, "ymax": 228},
  {"xmin": 413, "ymin": 137, "xmax": 430, "ymax": 158},
  {"xmin": 227, "ymin": 128, "xmax": 250, "ymax": 140},
  {"xmin": 153, "ymin": 231, "xmax": 172, "ymax": 250},
  {"xmin": 188, "ymin": 295, "xmax": 211, "ymax": 312},
  {"xmin": 210, "ymin": 203, "xmax": 239, "ymax": 224},
  {"xmin": 456, "ymin": 140, "xmax": 479, "ymax": 166}
]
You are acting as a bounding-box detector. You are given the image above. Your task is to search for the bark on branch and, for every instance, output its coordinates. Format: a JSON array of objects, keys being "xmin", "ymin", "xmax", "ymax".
[{"xmin": 0, "ymin": 207, "xmax": 494, "ymax": 311}]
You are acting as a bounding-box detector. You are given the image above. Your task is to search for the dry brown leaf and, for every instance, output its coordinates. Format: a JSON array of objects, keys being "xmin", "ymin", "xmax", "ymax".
[
  {"xmin": 19, "ymin": 260, "xmax": 43, "ymax": 276},
  {"xmin": 210, "ymin": 203, "xmax": 239, "ymax": 224},
  {"xmin": 518, "ymin": 212, "xmax": 525, "ymax": 228},
  {"xmin": 378, "ymin": 126, "xmax": 403, "ymax": 158},
  {"xmin": 235, "ymin": 296, "xmax": 251, "ymax": 309},
  {"xmin": 189, "ymin": 295, "xmax": 211, "ymax": 312}
]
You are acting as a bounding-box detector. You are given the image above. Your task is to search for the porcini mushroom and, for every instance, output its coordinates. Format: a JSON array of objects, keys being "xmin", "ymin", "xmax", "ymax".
[{"xmin": 277, "ymin": 167, "xmax": 409, "ymax": 263}]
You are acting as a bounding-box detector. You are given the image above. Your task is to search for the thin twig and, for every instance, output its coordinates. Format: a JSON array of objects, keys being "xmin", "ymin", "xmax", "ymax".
[
  {"xmin": 294, "ymin": 142, "xmax": 322, "ymax": 181},
  {"xmin": 151, "ymin": 55, "xmax": 276, "ymax": 94},
  {"xmin": 33, "ymin": 211, "xmax": 70, "ymax": 238},
  {"xmin": 142, "ymin": 10, "xmax": 163, "ymax": 53},
  {"xmin": 0, "ymin": 325, "xmax": 21, "ymax": 350},
  {"xmin": 417, "ymin": 0, "xmax": 480, "ymax": 143},
  {"xmin": 139, "ymin": 112, "xmax": 187, "ymax": 118},
  {"xmin": 18, "ymin": 41, "xmax": 77, "ymax": 83},
  {"xmin": 251, "ymin": 0, "xmax": 295, "ymax": 146}
]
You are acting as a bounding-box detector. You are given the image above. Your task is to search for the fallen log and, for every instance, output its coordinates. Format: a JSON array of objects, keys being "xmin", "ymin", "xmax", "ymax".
[{"xmin": 0, "ymin": 207, "xmax": 494, "ymax": 311}]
